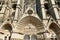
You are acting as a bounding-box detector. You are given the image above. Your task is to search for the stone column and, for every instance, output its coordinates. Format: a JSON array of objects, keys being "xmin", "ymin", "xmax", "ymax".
[
  {"xmin": 14, "ymin": 0, "xmax": 20, "ymax": 21},
  {"xmin": 30, "ymin": 35, "xmax": 31, "ymax": 40},
  {"xmin": 8, "ymin": 0, "xmax": 12, "ymax": 8},
  {"xmin": 50, "ymin": 0, "xmax": 60, "ymax": 19},
  {"xmin": 40, "ymin": 0, "xmax": 47, "ymax": 28},
  {"xmin": 13, "ymin": 0, "xmax": 20, "ymax": 29},
  {"xmin": 4, "ymin": 36, "xmax": 7, "ymax": 40},
  {"xmin": 3, "ymin": 36, "xmax": 5, "ymax": 40},
  {"xmin": 3, "ymin": 7, "xmax": 10, "ymax": 21},
  {"xmin": 21, "ymin": 0, "xmax": 24, "ymax": 15},
  {"xmin": 0, "ymin": 4, "xmax": 7, "ymax": 13},
  {"xmin": 7, "ymin": 36, "xmax": 9, "ymax": 40},
  {"xmin": 40, "ymin": 0, "xmax": 46, "ymax": 19},
  {"xmin": 43, "ymin": 32, "xmax": 49, "ymax": 40},
  {"xmin": 0, "ymin": 4, "xmax": 7, "ymax": 22}
]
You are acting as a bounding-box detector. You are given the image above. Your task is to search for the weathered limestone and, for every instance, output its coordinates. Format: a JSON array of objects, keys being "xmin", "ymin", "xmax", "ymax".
[
  {"xmin": 0, "ymin": 0, "xmax": 60, "ymax": 40},
  {"xmin": 14, "ymin": 0, "xmax": 20, "ymax": 20},
  {"xmin": 50, "ymin": 0, "xmax": 60, "ymax": 19},
  {"xmin": 40, "ymin": 0, "xmax": 47, "ymax": 19}
]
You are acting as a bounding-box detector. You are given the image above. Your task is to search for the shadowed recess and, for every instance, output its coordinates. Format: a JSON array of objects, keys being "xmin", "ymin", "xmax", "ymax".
[{"xmin": 2, "ymin": 23, "xmax": 12, "ymax": 32}]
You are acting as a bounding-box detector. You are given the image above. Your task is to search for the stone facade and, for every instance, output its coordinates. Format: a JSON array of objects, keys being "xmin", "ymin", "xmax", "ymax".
[{"xmin": 0, "ymin": 0, "xmax": 60, "ymax": 40}]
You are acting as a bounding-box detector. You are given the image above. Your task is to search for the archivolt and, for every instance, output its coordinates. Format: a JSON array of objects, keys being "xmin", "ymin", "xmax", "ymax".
[
  {"xmin": 48, "ymin": 22, "xmax": 60, "ymax": 34},
  {"xmin": 18, "ymin": 16, "xmax": 44, "ymax": 31},
  {"xmin": 1, "ymin": 23, "xmax": 12, "ymax": 31}
]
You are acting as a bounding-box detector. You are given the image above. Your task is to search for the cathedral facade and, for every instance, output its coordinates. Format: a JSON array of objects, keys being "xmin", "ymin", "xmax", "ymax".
[{"xmin": 0, "ymin": 0, "xmax": 60, "ymax": 40}]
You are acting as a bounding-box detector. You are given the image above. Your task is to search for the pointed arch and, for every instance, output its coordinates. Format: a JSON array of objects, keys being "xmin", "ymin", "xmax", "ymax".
[
  {"xmin": 17, "ymin": 16, "xmax": 44, "ymax": 34},
  {"xmin": 0, "ymin": 23, "xmax": 13, "ymax": 40},
  {"xmin": 48, "ymin": 22, "xmax": 60, "ymax": 33},
  {"xmin": 18, "ymin": 16, "xmax": 44, "ymax": 30},
  {"xmin": 48, "ymin": 22, "xmax": 60, "ymax": 39},
  {"xmin": 1, "ymin": 23, "xmax": 12, "ymax": 32}
]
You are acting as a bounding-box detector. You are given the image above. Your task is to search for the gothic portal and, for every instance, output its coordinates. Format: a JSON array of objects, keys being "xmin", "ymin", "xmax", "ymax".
[{"xmin": 0, "ymin": 0, "xmax": 60, "ymax": 40}]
